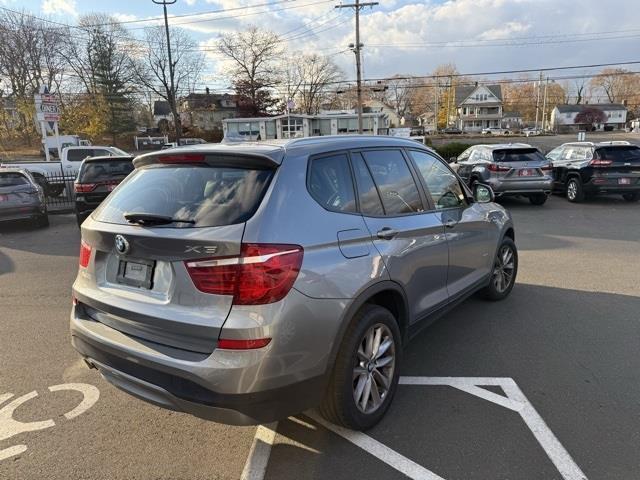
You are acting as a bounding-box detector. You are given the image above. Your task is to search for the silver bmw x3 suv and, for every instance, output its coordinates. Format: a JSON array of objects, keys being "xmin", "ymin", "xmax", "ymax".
[{"xmin": 71, "ymin": 136, "xmax": 517, "ymax": 430}]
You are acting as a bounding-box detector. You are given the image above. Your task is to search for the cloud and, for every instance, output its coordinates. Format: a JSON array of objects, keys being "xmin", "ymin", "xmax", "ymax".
[
  {"xmin": 478, "ymin": 21, "xmax": 531, "ymax": 40},
  {"xmin": 41, "ymin": 0, "xmax": 77, "ymax": 17},
  {"xmin": 113, "ymin": 13, "xmax": 137, "ymax": 23}
]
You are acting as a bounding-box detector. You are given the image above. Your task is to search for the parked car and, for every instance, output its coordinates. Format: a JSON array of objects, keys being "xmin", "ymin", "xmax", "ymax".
[
  {"xmin": 546, "ymin": 141, "xmax": 640, "ymax": 202},
  {"xmin": 1, "ymin": 146, "xmax": 128, "ymax": 197},
  {"xmin": 521, "ymin": 127, "xmax": 541, "ymax": 137},
  {"xmin": 0, "ymin": 168, "xmax": 48, "ymax": 227},
  {"xmin": 453, "ymin": 143, "xmax": 553, "ymax": 205},
  {"xmin": 442, "ymin": 126, "xmax": 463, "ymax": 135},
  {"xmin": 481, "ymin": 127, "xmax": 510, "ymax": 135},
  {"xmin": 70, "ymin": 136, "xmax": 517, "ymax": 431},
  {"xmin": 161, "ymin": 142, "xmax": 178, "ymax": 150},
  {"xmin": 74, "ymin": 156, "xmax": 135, "ymax": 226}
]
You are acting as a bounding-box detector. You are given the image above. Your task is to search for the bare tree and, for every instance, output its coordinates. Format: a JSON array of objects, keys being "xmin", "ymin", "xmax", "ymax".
[
  {"xmin": 137, "ymin": 25, "xmax": 204, "ymax": 139},
  {"xmin": 385, "ymin": 76, "xmax": 415, "ymax": 120},
  {"xmin": 218, "ymin": 27, "xmax": 283, "ymax": 116},
  {"xmin": 287, "ymin": 53, "xmax": 342, "ymax": 115},
  {"xmin": 0, "ymin": 9, "xmax": 66, "ymax": 142}
]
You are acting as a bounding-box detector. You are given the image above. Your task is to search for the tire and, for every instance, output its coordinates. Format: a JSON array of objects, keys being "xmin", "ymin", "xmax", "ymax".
[
  {"xmin": 319, "ymin": 304, "xmax": 402, "ymax": 430},
  {"xmin": 622, "ymin": 193, "xmax": 639, "ymax": 202},
  {"xmin": 481, "ymin": 237, "xmax": 518, "ymax": 301},
  {"xmin": 528, "ymin": 193, "xmax": 548, "ymax": 205},
  {"xmin": 34, "ymin": 214, "xmax": 49, "ymax": 228},
  {"xmin": 566, "ymin": 177, "xmax": 584, "ymax": 203}
]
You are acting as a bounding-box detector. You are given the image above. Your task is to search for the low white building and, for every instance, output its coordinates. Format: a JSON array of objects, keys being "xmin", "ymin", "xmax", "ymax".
[
  {"xmin": 550, "ymin": 104, "xmax": 627, "ymax": 133},
  {"xmin": 223, "ymin": 112, "xmax": 389, "ymax": 140}
]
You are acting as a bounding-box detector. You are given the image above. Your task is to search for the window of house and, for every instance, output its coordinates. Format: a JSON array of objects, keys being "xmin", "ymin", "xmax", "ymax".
[
  {"xmin": 410, "ymin": 150, "xmax": 467, "ymax": 210},
  {"xmin": 282, "ymin": 117, "xmax": 303, "ymax": 138},
  {"xmin": 361, "ymin": 150, "xmax": 423, "ymax": 215},
  {"xmin": 308, "ymin": 154, "xmax": 356, "ymax": 213}
]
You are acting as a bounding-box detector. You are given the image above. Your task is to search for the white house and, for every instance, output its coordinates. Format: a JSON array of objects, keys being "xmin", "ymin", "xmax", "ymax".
[
  {"xmin": 363, "ymin": 99, "xmax": 403, "ymax": 128},
  {"xmin": 223, "ymin": 112, "xmax": 389, "ymax": 140},
  {"xmin": 550, "ymin": 104, "xmax": 627, "ymax": 133},
  {"xmin": 455, "ymin": 84, "xmax": 503, "ymax": 132}
]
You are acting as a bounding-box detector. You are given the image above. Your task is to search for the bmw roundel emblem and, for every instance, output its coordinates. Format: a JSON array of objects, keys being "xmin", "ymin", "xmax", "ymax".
[{"xmin": 114, "ymin": 235, "xmax": 130, "ymax": 255}]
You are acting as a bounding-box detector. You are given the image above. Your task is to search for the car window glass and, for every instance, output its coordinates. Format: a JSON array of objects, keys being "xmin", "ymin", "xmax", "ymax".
[
  {"xmin": 458, "ymin": 148, "xmax": 472, "ymax": 162},
  {"xmin": 561, "ymin": 148, "xmax": 574, "ymax": 161},
  {"xmin": 67, "ymin": 149, "xmax": 92, "ymax": 162},
  {"xmin": 0, "ymin": 172, "xmax": 30, "ymax": 187},
  {"xmin": 546, "ymin": 147, "xmax": 563, "ymax": 161},
  {"xmin": 80, "ymin": 160, "xmax": 134, "ymax": 183},
  {"xmin": 308, "ymin": 153, "xmax": 357, "ymax": 213},
  {"xmin": 351, "ymin": 153, "xmax": 384, "ymax": 216},
  {"xmin": 410, "ymin": 150, "xmax": 468, "ymax": 210},
  {"xmin": 93, "ymin": 165, "xmax": 273, "ymax": 228},
  {"xmin": 361, "ymin": 150, "xmax": 423, "ymax": 215},
  {"xmin": 469, "ymin": 150, "xmax": 480, "ymax": 162}
]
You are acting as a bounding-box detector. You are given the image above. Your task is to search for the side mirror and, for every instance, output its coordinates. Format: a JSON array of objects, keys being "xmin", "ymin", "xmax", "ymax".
[
  {"xmin": 449, "ymin": 156, "xmax": 457, "ymax": 163},
  {"xmin": 473, "ymin": 183, "xmax": 495, "ymax": 203}
]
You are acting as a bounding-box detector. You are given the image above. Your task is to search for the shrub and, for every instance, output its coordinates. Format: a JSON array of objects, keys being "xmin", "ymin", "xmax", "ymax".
[{"xmin": 434, "ymin": 142, "xmax": 474, "ymax": 161}]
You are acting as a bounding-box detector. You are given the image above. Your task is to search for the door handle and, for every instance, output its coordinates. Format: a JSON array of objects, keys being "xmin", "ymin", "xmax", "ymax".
[
  {"xmin": 377, "ymin": 227, "xmax": 398, "ymax": 240},
  {"xmin": 444, "ymin": 219, "xmax": 457, "ymax": 229}
]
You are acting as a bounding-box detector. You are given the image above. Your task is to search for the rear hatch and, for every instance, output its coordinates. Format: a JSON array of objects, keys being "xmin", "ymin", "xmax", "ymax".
[
  {"xmin": 0, "ymin": 172, "xmax": 39, "ymax": 210},
  {"xmin": 591, "ymin": 146, "xmax": 640, "ymax": 187},
  {"xmin": 490, "ymin": 148, "xmax": 552, "ymax": 180},
  {"xmin": 75, "ymin": 152, "xmax": 276, "ymax": 353},
  {"xmin": 75, "ymin": 157, "xmax": 135, "ymax": 206}
]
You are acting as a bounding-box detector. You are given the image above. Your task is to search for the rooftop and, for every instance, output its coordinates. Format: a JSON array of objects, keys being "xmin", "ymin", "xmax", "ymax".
[
  {"xmin": 555, "ymin": 103, "xmax": 627, "ymax": 113},
  {"xmin": 455, "ymin": 84, "xmax": 503, "ymax": 106}
]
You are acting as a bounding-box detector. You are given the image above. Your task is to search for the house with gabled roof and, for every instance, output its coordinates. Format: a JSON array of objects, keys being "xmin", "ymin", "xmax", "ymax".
[{"xmin": 455, "ymin": 84, "xmax": 503, "ymax": 132}]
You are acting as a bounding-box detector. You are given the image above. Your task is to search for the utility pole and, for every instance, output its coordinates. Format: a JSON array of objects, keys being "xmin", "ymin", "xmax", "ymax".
[
  {"xmin": 541, "ymin": 76, "xmax": 549, "ymax": 132},
  {"xmin": 152, "ymin": 0, "xmax": 180, "ymax": 144},
  {"xmin": 434, "ymin": 80, "xmax": 439, "ymax": 132},
  {"xmin": 336, "ymin": 0, "xmax": 378, "ymax": 134},
  {"xmin": 534, "ymin": 71, "xmax": 542, "ymax": 130}
]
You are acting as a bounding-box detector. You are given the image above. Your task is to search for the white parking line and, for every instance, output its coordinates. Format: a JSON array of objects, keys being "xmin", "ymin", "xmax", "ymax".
[{"xmin": 240, "ymin": 422, "xmax": 278, "ymax": 480}]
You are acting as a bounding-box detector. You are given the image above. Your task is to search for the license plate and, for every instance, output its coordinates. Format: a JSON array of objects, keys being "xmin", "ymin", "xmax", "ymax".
[
  {"xmin": 618, "ymin": 178, "xmax": 631, "ymax": 185},
  {"xmin": 518, "ymin": 169, "xmax": 534, "ymax": 176},
  {"xmin": 0, "ymin": 194, "xmax": 7, "ymax": 202},
  {"xmin": 117, "ymin": 259, "xmax": 154, "ymax": 289}
]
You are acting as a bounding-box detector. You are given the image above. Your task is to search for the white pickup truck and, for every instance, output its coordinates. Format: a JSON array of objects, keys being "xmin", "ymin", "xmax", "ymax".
[{"xmin": 1, "ymin": 146, "xmax": 127, "ymax": 196}]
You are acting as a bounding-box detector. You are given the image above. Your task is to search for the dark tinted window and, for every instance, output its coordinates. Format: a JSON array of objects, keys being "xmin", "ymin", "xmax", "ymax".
[
  {"xmin": 361, "ymin": 150, "xmax": 422, "ymax": 215},
  {"xmin": 492, "ymin": 148, "xmax": 546, "ymax": 162},
  {"xmin": 67, "ymin": 149, "xmax": 92, "ymax": 162},
  {"xmin": 352, "ymin": 153, "xmax": 384, "ymax": 215},
  {"xmin": 93, "ymin": 165, "xmax": 273, "ymax": 228},
  {"xmin": 0, "ymin": 172, "xmax": 30, "ymax": 187},
  {"xmin": 595, "ymin": 146, "xmax": 640, "ymax": 163},
  {"xmin": 308, "ymin": 154, "xmax": 356, "ymax": 213},
  {"xmin": 79, "ymin": 159, "xmax": 134, "ymax": 183},
  {"xmin": 410, "ymin": 150, "xmax": 467, "ymax": 209}
]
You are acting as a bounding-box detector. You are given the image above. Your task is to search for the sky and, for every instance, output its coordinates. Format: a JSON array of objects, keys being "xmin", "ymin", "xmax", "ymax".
[{"xmin": 2, "ymin": 0, "xmax": 640, "ymax": 95}]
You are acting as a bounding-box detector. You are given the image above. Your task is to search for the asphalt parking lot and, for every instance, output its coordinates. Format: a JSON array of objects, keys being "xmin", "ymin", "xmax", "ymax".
[{"xmin": 1, "ymin": 194, "xmax": 639, "ymax": 480}]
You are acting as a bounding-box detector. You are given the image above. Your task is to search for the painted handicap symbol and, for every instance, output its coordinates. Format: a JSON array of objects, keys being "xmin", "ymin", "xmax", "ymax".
[{"xmin": 0, "ymin": 383, "xmax": 99, "ymax": 462}]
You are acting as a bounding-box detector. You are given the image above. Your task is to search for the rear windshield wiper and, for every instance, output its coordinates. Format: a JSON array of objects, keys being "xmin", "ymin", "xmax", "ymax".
[{"xmin": 124, "ymin": 212, "xmax": 195, "ymax": 226}]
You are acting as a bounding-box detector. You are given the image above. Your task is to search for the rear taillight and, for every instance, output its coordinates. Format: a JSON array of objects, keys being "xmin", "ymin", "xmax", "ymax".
[
  {"xmin": 487, "ymin": 163, "xmax": 510, "ymax": 172},
  {"xmin": 217, "ymin": 338, "xmax": 271, "ymax": 350},
  {"xmin": 185, "ymin": 243, "xmax": 304, "ymax": 305},
  {"xmin": 540, "ymin": 164, "xmax": 553, "ymax": 172},
  {"xmin": 74, "ymin": 183, "xmax": 97, "ymax": 193},
  {"xmin": 590, "ymin": 159, "xmax": 612, "ymax": 166},
  {"xmin": 79, "ymin": 240, "xmax": 92, "ymax": 268}
]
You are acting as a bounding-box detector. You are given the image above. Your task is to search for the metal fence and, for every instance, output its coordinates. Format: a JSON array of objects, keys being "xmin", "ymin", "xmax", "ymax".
[{"xmin": 39, "ymin": 171, "xmax": 78, "ymax": 213}]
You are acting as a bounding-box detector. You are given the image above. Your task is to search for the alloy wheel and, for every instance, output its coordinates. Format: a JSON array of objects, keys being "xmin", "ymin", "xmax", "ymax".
[
  {"xmin": 353, "ymin": 323, "xmax": 396, "ymax": 414},
  {"xmin": 567, "ymin": 181, "xmax": 577, "ymax": 201},
  {"xmin": 492, "ymin": 244, "xmax": 515, "ymax": 293}
]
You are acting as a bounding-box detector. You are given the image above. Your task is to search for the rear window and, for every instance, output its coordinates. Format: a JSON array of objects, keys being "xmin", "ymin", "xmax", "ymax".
[
  {"xmin": 595, "ymin": 146, "xmax": 640, "ymax": 163},
  {"xmin": 492, "ymin": 148, "xmax": 546, "ymax": 162},
  {"xmin": 79, "ymin": 159, "xmax": 134, "ymax": 183},
  {"xmin": 0, "ymin": 172, "xmax": 30, "ymax": 187},
  {"xmin": 92, "ymin": 165, "xmax": 273, "ymax": 228}
]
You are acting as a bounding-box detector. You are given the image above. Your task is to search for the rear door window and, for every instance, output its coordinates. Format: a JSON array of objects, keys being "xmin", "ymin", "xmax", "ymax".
[
  {"xmin": 79, "ymin": 159, "xmax": 134, "ymax": 183},
  {"xmin": 351, "ymin": 153, "xmax": 384, "ymax": 216},
  {"xmin": 361, "ymin": 149, "xmax": 423, "ymax": 215},
  {"xmin": 308, "ymin": 153, "xmax": 356, "ymax": 213},
  {"xmin": 93, "ymin": 165, "xmax": 274, "ymax": 228}
]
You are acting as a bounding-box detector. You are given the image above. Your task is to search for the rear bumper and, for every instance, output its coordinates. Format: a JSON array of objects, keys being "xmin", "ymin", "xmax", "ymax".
[
  {"xmin": 486, "ymin": 178, "xmax": 553, "ymax": 196},
  {"xmin": 583, "ymin": 181, "xmax": 640, "ymax": 195},
  {"xmin": 0, "ymin": 205, "xmax": 45, "ymax": 222}
]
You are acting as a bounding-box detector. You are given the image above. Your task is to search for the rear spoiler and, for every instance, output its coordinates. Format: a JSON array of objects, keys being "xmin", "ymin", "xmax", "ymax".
[{"xmin": 133, "ymin": 149, "xmax": 281, "ymax": 170}]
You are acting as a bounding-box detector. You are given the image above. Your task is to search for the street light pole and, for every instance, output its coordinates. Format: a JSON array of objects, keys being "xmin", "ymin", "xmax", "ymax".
[
  {"xmin": 541, "ymin": 76, "xmax": 549, "ymax": 132},
  {"xmin": 152, "ymin": 0, "xmax": 180, "ymax": 144},
  {"xmin": 336, "ymin": 0, "xmax": 378, "ymax": 134}
]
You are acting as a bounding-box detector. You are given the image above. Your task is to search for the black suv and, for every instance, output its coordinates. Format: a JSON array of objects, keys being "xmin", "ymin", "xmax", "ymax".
[
  {"xmin": 74, "ymin": 156, "xmax": 134, "ymax": 226},
  {"xmin": 546, "ymin": 142, "xmax": 640, "ymax": 202}
]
